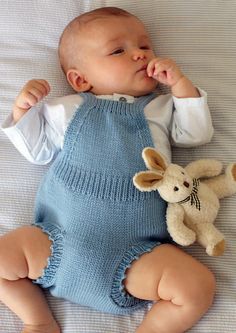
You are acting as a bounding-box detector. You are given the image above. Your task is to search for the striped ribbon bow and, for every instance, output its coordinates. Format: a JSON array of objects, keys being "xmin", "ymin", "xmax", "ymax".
[{"xmin": 178, "ymin": 178, "xmax": 201, "ymax": 211}]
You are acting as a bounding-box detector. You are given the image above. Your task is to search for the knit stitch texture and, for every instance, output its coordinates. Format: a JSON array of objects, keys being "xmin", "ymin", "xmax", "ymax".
[{"xmin": 33, "ymin": 92, "xmax": 170, "ymax": 314}]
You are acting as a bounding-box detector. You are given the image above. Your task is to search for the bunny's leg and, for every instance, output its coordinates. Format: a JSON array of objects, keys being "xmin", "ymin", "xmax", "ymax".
[{"xmin": 193, "ymin": 222, "xmax": 225, "ymax": 256}]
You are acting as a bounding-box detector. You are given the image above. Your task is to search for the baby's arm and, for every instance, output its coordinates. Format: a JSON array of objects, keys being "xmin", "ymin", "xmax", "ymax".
[
  {"xmin": 147, "ymin": 57, "xmax": 200, "ymax": 98},
  {"xmin": 147, "ymin": 57, "xmax": 213, "ymax": 147},
  {"xmin": 170, "ymin": 87, "xmax": 214, "ymax": 147},
  {"xmin": 13, "ymin": 79, "xmax": 50, "ymax": 123},
  {"xmin": 2, "ymin": 80, "xmax": 77, "ymax": 165},
  {"xmin": 4, "ymin": 79, "xmax": 58, "ymax": 164}
]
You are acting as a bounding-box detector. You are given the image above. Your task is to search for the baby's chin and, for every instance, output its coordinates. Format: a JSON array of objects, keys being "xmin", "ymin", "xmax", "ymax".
[
  {"xmin": 111, "ymin": 84, "xmax": 158, "ymax": 97},
  {"xmin": 131, "ymin": 87, "xmax": 157, "ymax": 97},
  {"xmin": 91, "ymin": 80, "xmax": 158, "ymax": 97},
  {"xmin": 130, "ymin": 84, "xmax": 158, "ymax": 97}
]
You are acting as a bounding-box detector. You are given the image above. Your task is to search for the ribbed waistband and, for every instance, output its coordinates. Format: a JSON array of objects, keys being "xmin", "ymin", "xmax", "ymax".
[{"xmin": 52, "ymin": 156, "xmax": 153, "ymax": 202}]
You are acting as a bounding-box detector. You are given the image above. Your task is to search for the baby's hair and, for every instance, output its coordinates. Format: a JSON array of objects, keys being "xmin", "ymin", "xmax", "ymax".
[{"xmin": 58, "ymin": 7, "xmax": 136, "ymax": 74}]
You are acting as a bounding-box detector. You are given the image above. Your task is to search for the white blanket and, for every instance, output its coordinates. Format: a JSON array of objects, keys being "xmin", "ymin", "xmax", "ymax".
[{"xmin": 0, "ymin": 1, "xmax": 236, "ymax": 332}]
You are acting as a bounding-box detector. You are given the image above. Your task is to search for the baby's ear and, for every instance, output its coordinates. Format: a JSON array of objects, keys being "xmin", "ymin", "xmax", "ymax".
[
  {"xmin": 142, "ymin": 147, "xmax": 168, "ymax": 172},
  {"xmin": 133, "ymin": 170, "xmax": 163, "ymax": 192},
  {"xmin": 66, "ymin": 69, "xmax": 92, "ymax": 92}
]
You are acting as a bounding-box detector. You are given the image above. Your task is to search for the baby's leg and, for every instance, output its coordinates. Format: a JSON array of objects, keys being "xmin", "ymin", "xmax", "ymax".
[
  {"xmin": 125, "ymin": 244, "xmax": 215, "ymax": 333},
  {"xmin": 0, "ymin": 226, "xmax": 60, "ymax": 333}
]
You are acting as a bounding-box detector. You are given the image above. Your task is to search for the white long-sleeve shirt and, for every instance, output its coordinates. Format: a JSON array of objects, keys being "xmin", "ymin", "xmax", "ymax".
[{"xmin": 1, "ymin": 89, "xmax": 213, "ymax": 165}]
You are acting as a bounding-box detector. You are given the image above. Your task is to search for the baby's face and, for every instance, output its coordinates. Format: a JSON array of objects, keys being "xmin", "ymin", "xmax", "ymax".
[{"xmin": 72, "ymin": 15, "xmax": 157, "ymax": 96}]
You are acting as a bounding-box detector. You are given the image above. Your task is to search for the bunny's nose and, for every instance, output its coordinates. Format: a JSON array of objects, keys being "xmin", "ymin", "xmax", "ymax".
[{"xmin": 183, "ymin": 181, "xmax": 189, "ymax": 188}]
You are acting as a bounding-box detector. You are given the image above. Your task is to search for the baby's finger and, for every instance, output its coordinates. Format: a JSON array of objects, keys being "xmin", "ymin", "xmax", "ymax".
[
  {"xmin": 28, "ymin": 87, "xmax": 46, "ymax": 103},
  {"xmin": 15, "ymin": 94, "xmax": 37, "ymax": 110},
  {"xmin": 23, "ymin": 91, "xmax": 40, "ymax": 108},
  {"xmin": 147, "ymin": 58, "xmax": 162, "ymax": 77},
  {"xmin": 27, "ymin": 79, "xmax": 50, "ymax": 96},
  {"xmin": 152, "ymin": 60, "xmax": 170, "ymax": 76},
  {"xmin": 31, "ymin": 80, "xmax": 51, "ymax": 96},
  {"xmin": 37, "ymin": 80, "xmax": 51, "ymax": 95},
  {"xmin": 156, "ymin": 72, "xmax": 168, "ymax": 84}
]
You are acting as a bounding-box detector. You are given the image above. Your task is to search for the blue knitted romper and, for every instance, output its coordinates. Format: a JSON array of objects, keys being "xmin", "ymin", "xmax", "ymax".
[{"xmin": 33, "ymin": 92, "xmax": 170, "ymax": 314}]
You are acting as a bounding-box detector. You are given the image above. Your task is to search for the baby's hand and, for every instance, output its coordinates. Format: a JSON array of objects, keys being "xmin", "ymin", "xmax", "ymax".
[
  {"xmin": 13, "ymin": 79, "xmax": 50, "ymax": 123},
  {"xmin": 147, "ymin": 57, "xmax": 184, "ymax": 87}
]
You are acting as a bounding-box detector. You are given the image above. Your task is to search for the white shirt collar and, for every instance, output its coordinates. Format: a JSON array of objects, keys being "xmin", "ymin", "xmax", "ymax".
[{"xmin": 96, "ymin": 93, "xmax": 135, "ymax": 104}]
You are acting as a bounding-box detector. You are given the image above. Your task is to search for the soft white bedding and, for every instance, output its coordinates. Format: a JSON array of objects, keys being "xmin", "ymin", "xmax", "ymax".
[{"xmin": 0, "ymin": 1, "xmax": 236, "ymax": 332}]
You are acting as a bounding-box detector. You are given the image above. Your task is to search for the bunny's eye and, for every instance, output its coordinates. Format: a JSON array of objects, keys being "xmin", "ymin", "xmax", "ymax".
[
  {"xmin": 174, "ymin": 186, "xmax": 179, "ymax": 191},
  {"xmin": 181, "ymin": 172, "xmax": 185, "ymax": 175}
]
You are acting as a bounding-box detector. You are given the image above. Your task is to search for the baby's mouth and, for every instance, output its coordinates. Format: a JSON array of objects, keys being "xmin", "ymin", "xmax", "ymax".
[{"xmin": 137, "ymin": 64, "xmax": 148, "ymax": 73}]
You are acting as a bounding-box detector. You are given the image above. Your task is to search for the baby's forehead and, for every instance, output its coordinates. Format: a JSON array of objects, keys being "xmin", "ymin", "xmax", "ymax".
[{"xmin": 75, "ymin": 15, "xmax": 149, "ymax": 43}]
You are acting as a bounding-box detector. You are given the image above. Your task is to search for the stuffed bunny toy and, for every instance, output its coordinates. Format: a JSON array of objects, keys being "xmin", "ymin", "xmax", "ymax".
[{"xmin": 133, "ymin": 147, "xmax": 236, "ymax": 256}]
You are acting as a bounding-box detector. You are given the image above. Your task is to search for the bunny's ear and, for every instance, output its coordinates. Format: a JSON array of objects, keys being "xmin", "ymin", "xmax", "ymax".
[
  {"xmin": 133, "ymin": 170, "xmax": 163, "ymax": 192},
  {"xmin": 142, "ymin": 147, "xmax": 168, "ymax": 171}
]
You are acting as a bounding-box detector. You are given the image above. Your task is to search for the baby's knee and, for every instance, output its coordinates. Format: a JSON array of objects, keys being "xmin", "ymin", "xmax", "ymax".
[
  {"xmin": 181, "ymin": 264, "xmax": 216, "ymax": 313},
  {"xmin": 0, "ymin": 226, "xmax": 51, "ymax": 280},
  {"xmin": 0, "ymin": 229, "xmax": 29, "ymax": 280}
]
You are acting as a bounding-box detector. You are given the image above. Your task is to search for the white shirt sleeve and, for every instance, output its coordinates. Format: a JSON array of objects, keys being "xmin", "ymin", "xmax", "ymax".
[
  {"xmin": 144, "ymin": 88, "xmax": 213, "ymax": 163},
  {"xmin": 1, "ymin": 94, "xmax": 83, "ymax": 165},
  {"xmin": 170, "ymin": 88, "xmax": 214, "ymax": 147}
]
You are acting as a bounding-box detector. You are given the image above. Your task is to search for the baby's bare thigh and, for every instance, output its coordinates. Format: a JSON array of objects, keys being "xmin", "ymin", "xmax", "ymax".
[
  {"xmin": 124, "ymin": 244, "xmax": 214, "ymax": 302},
  {"xmin": 0, "ymin": 226, "xmax": 52, "ymax": 280}
]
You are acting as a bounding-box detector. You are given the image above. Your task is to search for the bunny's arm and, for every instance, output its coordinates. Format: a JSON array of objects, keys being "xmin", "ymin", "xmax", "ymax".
[
  {"xmin": 185, "ymin": 159, "xmax": 222, "ymax": 179},
  {"xmin": 166, "ymin": 203, "xmax": 196, "ymax": 246}
]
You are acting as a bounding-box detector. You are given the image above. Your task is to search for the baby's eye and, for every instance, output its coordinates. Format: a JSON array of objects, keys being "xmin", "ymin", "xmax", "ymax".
[
  {"xmin": 111, "ymin": 48, "xmax": 124, "ymax": 55},
  {"xmin": 140, "ymin": 45, "xmax": 150, "ymax": 50}
]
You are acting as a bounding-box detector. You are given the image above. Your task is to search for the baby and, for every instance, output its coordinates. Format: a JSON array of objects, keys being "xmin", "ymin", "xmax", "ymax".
[{"xmin": 1, "ymin": 7, "xmax": 216, "ymax": 333}]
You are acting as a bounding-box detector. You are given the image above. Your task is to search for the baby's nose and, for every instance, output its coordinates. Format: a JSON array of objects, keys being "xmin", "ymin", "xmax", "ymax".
[{"xmin": 132, "ymin": 49, "xmax": 146, "ymax": 61}]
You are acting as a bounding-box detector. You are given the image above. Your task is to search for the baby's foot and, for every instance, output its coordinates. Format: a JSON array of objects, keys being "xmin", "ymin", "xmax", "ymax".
[{"xmin": 22, "ymin": 320, "xmax": 60, "ymax": 333}]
